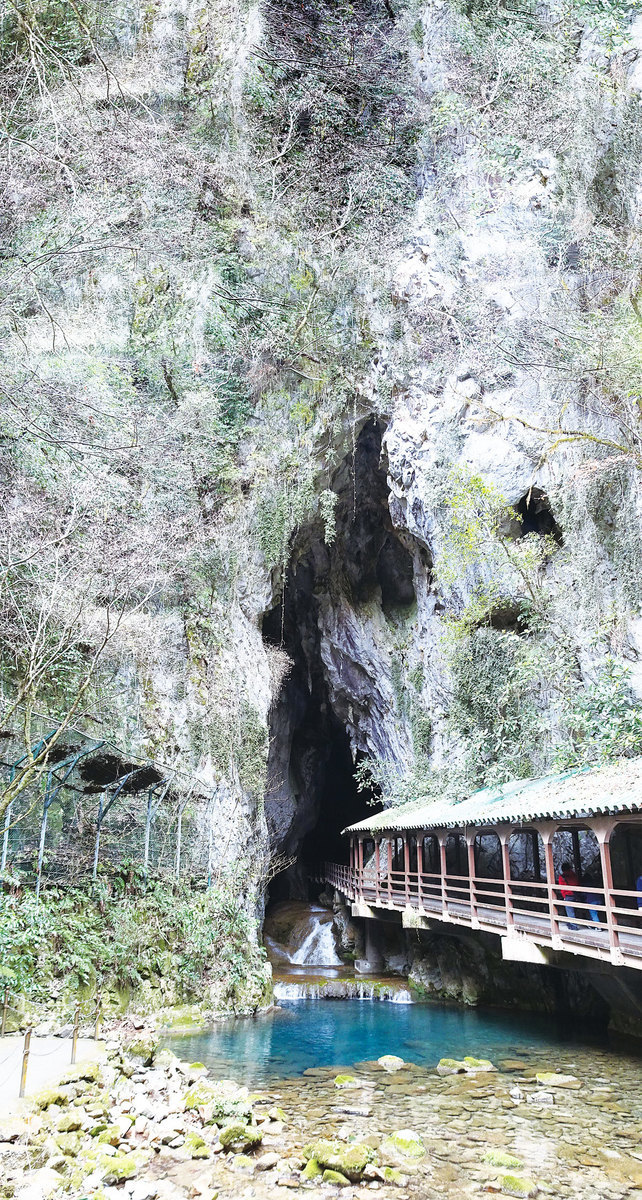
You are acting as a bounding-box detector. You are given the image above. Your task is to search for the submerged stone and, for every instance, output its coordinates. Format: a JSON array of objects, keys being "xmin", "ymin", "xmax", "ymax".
[
  {"xmin": 535, "ymin": 1072, "xmax": 580, "ymax": 1089},
  {"xmin": 483, "ymin": 1149, "xmax": 523, "ymax": 1169},
  {"xmin": 436, "ymin": 1058, "xmax": 467, "ymax": 1075},
  {"xmin": 499, "ymin": 1174, "xmax": 538, "ymax": 1198},
  {"xmin": 381, "ymin": 1130, "xmax": 426, "ymax": 1160}
]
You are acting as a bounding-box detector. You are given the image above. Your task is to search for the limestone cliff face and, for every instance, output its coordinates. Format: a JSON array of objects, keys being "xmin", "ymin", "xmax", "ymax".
[{"xmin": 3, "ymin": 0, "xmax": 642, "ymax": 886}]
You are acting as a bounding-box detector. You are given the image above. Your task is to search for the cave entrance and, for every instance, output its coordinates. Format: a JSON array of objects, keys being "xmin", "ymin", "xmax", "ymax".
[{"xmin": 263, "ymin": 416, "xmax": 408, "ymax": 902}]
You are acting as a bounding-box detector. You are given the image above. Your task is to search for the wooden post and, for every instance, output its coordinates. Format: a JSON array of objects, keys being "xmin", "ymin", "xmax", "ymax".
[
  {"xmin": 357, "ymin": 838, "xmax": 364, "ymax": 897},
  {"xmin": 19, "ymin": 1028, "xmax": 31, "ymax": 1098},
  {"xmin": 500, "ymin": 831, "xmax": 513, "ymax": 930},
  {"xmin": 542, "ymin": 831, "xmax": 559, "ymax": 940},
  {"xmin": 439, "ymin": 836, "xmax": 448, "ymax": 918},
  {"xmin": 71, "ymin": 1005, "xmax": 80, "ymax": 1065},
  {"xmin": 374, "ymin": 839, "xmax": 381, "ymax": 904},
  {"xmin": 94, "ymin": 997, "xmax": 102, "ymax": 1041},
  {"xmin": 467, "ymin": 833, "xmax": 477, "ymax": 924},
  {"xmin": 599, "ymin": 835, "xmax": 620, "ymax": 956},
  {"xmin": 1, "ymin": 987, "xmax": 8, "ymax": 1037},
  {"xmin": 532, "ymin": 831, "xmax": 541, "ymax": 881},
  {"xmin": 404, "ymin": 835, "xmax": 410, "ymax": 904},
  {"xmin": 572, "ymin": 828, "xmax": 582, "ymax": 881},
  {"xmin": 387, "ymin": 838, "xmax": 393, "ymax": 904}
]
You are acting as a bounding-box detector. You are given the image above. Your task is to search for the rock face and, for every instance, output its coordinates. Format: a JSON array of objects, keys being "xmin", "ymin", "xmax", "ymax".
[{"xmin": 3, "ymin": 0, "xmax": 642, "ymax": 954}]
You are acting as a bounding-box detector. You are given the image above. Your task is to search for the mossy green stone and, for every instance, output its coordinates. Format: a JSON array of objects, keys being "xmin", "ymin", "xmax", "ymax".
[
  {"xmin": 34, "ymin": 1087, "xmax": 69, "ymax": 1109},
  {"xmin": 436, "ymin": 1058, "xmax": 466, "ymax": 1075},
  {"xmin": 301, "ymin": 1158, "xmax": 322, "ymax": 1180},
  {"xmin": 97, "ymin": 1126, "xmax": 121, "ymax": 1146},
  {"xmin": 463, "ymin": 1056, "xmax": 495, "ymax": 1072},
  {"xmin": 500, "ymin": 1174, "xmax": 538, "ymax": 1198},
  {"xmin": 381, "ymin": 1130, "xmax": 426, "ymax": 1159},
  {"xmin": 484, "ymin": 1150, "xmax": 523, "ymax": 1169},
  {"xmin": 54, "ymin": 1132, "xmax": 82, "ymax": 1156},
  {"xmin": 98, "ymin": 1148, "xmax": 150, "ymax": 1184},
  {"xmin": 334, "ymin": 1074, "xmax": 359, "ymax": 1088},
  {"xmin": 303, "ymin": 1138, "xmax": 374, "ymax": 1181},
  {"xmin": 383, "ymin": 1167, "xmax": 406, "ymax": 1184},
  {"xmin": 60, "ymin": 1061, "xmax": 100, "ymax": 1085},
  {"xmin": 323, "ymin": 1169, "xmax": 351, "ymax": 1186},
  {"xmin": 57, "ymin": 1113, "xmax": 82, "ymax": 1132},
  {"xmin": 535, "ymin": 1072, "xmax": 580, "ymax": 1089},
  {"xmin": 185, "ymin": 1131, "xmax": 209, "ymax": 1159},
  {"xmin": 219, "ymin": 1122, "xmax": 262, "ymax": 1152},
  {"xmin": 234, "ymin": 1154, "xmax": 255, "ymax": 1170}
]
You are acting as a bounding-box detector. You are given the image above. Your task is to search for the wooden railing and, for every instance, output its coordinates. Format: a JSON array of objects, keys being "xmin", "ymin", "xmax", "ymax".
[{"xmin": 324, "ymin": 862, "xmax": 642, "ymax": 968}]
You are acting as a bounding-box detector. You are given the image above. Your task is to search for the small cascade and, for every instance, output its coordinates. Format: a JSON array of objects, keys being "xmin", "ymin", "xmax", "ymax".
[
  {"xmin": 273, "ymin": 977, "xmax": 414, "ymax": 1002},
  {"xmin": 290, "ymin": 916, "xmax": 342, "ymax": 966}
]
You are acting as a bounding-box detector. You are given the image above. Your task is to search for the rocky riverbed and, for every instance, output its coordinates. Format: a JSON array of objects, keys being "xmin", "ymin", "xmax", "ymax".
[{"xmin": 2, "ymin": 1022, "xmax": 642, "ymax": 1200}]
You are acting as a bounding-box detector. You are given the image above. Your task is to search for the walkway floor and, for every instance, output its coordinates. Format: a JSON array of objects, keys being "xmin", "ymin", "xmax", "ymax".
[{"xmin": 0, "ymin": 1036, "xmax": 105, "ymax": 1121}]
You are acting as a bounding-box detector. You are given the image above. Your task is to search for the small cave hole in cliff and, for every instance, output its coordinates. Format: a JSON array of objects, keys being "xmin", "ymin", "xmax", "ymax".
[
  {"xmin": 515, "ymin": 487, "xmax": 563, "ymax": 544},
  {"xmin": 262, "ymin": 416, "xmax": 419, "ymax": 902}
]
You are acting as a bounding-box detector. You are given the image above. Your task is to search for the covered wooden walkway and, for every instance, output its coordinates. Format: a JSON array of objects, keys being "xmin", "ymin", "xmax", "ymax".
[{"xmin": 325, "ymin": 759, "xmax": 642, "ymax": 970}]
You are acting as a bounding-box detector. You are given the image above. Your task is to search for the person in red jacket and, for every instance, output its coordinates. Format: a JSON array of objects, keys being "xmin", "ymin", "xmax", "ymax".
[{"xmin": 558, "ymin": 861, "xmax": 579, "ymax": 930}]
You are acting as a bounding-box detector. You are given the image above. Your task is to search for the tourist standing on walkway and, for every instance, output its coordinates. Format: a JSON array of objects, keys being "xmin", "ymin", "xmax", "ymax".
[{"xmin": 559, "ymin": 861, "xmax": 579, "ymax": 929}]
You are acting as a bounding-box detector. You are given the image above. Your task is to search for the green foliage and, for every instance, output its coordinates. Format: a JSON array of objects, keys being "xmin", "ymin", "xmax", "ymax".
[
  {"xmin": 556, "ymin": 657, "xmax": 642, "ymax": 768},
  {"xmin": 0, "ymin": 874, "xmax": 266, "ymax": 1012}
]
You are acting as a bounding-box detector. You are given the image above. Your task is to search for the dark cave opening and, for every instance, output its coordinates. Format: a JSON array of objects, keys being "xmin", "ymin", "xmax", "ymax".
[
  {"xmin": 515, "ymin": 487, "xmax": 563, "ymax": 544},
  {"xmin": 263, "ymin": 416, "xmax": 408, "ymax": 901}
]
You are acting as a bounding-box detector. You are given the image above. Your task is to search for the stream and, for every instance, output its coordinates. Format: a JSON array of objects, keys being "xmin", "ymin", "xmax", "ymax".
[{"xmin": 161, "ymin": 904, "xmax": 642, "ymax": 1197}]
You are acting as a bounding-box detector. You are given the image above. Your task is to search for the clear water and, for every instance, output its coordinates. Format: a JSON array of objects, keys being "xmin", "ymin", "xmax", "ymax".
[{"xmin": 163, "ymin": 998, "xmax": 609, "ymax": 1084}]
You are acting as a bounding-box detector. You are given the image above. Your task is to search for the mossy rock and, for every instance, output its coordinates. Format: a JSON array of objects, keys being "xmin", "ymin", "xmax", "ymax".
[
  {"xmin": 154, "ymin": 1048, "xmax": 180, "ymax": 1070},
  {"xmin": 219, "ymin": 1122, "xmax": 262, "ymax": 1152},
  {"xmin": 85, "ymin": 1147, "xmax": 150, "ymax": 1184},
  {"xmin": 301, "ymin": 1158, "xmax": 322, "ymax": 1180},
  {"xmin": 34, "ymin": 1087, "xmax": 70, "ymax": 1110},
  {"xmin": 500, "ymin": 1174, "xmax": 538, "ymax": 1198},
  {"xmin": 53, "ymin": 1132, "xmax": 82, "ymax": 1157},
  {"xmin": 436, "ymin": 1058, "xmax": 466, "ymax": 1076},
  {"xmin": 334, "ymin": 1074, "xmax": 359, "ymax": 1089},
  {"xmin": 463, "ymin": 1056, "xmax": 496, "ymax": 1073},
  {"xmin": 57, "ymin": 1113, "xmax": 82, "ymax": 1133},
  {"xmin": 383, "ymin": 1167, "xmax": 406, "ymax": 1185},
  {"xmin": 484, "ymin": 1149, "xmax": 523, "ymax": 1170},
  {"xmin": 323, "ymin": 1169, "xmax": 351, "ymax": 1186},
  {"xmin": 381, "ymin": 1130, "xmax": 426, "ymax": 1160},
  {"xmin": 97, "ymin": 1126, "xmax": 121, "ymax": 1146},
  {"xmin": 185, "ymin": 1131, "xmax": 209, "ymax": 1159},
  {"xmin": 233, "ymin": 1154, "xmax": 255, "ymax": 1170},
  {"xmin": 60, "ymin": 1060, "xmax": 101, "ymax": 1085},
  {"xmin": 125, "ymin": 1034, "xmax": 158, "ymax": 1066},
  {"xmin": 302, "ymin": 1139, "xmax": 374, "ymax": 1181},
  {"xmin": 186, "ymin": 1078, "xmax": 252, "ymax": 1124}
]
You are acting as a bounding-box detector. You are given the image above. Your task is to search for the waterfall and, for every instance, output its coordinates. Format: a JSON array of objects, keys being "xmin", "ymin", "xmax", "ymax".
[
  {"xmin": 290, "ymin": 914, "xmax": 342, "ymax": 966},
  {"xmin": 273, "ymin": 978, "xmax": 415, "ymax": 1002}
]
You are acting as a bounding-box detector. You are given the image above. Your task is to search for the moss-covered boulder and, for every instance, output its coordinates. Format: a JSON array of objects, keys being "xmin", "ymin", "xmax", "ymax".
[
  {"xmin": 97, "ymin": 1126, "xmax": 121, "ymax": 1146},
  {"xmin": 301, "ymin": 1158, "xmax": 322, "ymax": 1180},
  {"xmin": 185, "ymin": 1078, "xmax": 252, "ymax": 1123},
  {"xmin": 383, "ymin": 1167, "xmax": 407, "ymax": 1185},
  {"xmin": 53, "ymin": 1132, "xmax": 82, "ymax": 1157},
  {"xmin": 381, "ymin": 1130, "xmax": 426, "ymax": 1161},
  {"xmin": 57, "ymin": 1113, "xmax": 82, "ymax": 1133},
  {"xmin": 125, "ymin": 1033, "xmax": 158, "ymax": 1066},
  {"xmin": 302, "ymin": 1139, "xmax": 374, "ymax": 1181},
  {"xmin": 499, "ymin": 1174, "xmax": 538, "ymax": 1198},
  {"xmin": 219, "ymin": 1122, "xmax": 262, "ymax": 1152},
  {"xmin": 184, "ymin": 1131, "xmax": 210, "ymax": 1159},
  {"xmin": 59, "ymin": 1060, "xmax": 101, "ymax": 1085},
  {"xmin": 33, "ymin": 1087, "xmax": 70, "ymax": 1110},
  {"xmin": 334, "ymin": 1074, "xmax": 360, "ymax": 1088},
  {"xmin": 323, "ymin": 1169, "xmax": 351, "ymax": 1186},
  {"xmin": 463, "ymin": 1056, "xmax": 496, "ymax": 1073},
  {"xmin": 436, "ymin": 1058, "xmax": 467, "ymax": 1075},
  {"xmin": 484, "ymin": 1149, "xmax": 523, "ymax": 1170},
  {"xmin": 82, "ymin": 1147, "xmax": 150, "ymax": 1185}
]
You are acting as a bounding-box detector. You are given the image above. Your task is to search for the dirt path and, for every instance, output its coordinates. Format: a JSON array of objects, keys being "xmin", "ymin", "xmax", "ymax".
[{"xmin": 0, "ymin": 1036, "xmax": 105, "ymax": 1120}]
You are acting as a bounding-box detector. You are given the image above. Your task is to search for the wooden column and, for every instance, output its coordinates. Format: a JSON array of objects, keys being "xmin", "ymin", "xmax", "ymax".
[
  {"xmin": 572, "ymin": 828, "xmax": 582, "ymax": 881},
  {"xmin": 598, "ymin": 831, "xmax": 620, "ymax": 958},
  {"xmin": 467, "ymin": 832, "xmax": 477, "ymax": 925},
  {"xmin": 357, "ymin": 837, "xmax": 364, "ymax": 898},
  {"xmin": 374, "ymin": 839, "xmax": 381, "ymax": 904},
  {"xmin": 439, "ymin": 835, "xmax": 448, "ymax": 918},
  {"xmin": 532, "ymin": 831, "xmax": 541, "ymax": 881},
  {"xmin": 541, "ymin": 826, "xmax": 560, "ymax": 942},
  {"xmin": 500, "ymin": 828, "xmax": 514, "ymax": 930},
  {"xmin": 387, "ymin": 837, "xmax": 393, "ymax": 905},
  {"xmin": 404, "ymin": 834, "xmax": 411, "ymax": 904}
]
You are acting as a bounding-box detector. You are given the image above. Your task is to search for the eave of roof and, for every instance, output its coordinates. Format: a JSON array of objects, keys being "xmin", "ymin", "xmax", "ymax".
[{"xmin": 343, "ymin": 758, "xmax": 642, "ymax": 835}]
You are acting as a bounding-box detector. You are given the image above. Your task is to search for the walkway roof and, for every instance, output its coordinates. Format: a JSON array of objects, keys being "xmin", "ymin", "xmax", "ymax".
[{"xmin": 343, "ymin": 757, "xmax": 642, "ymax": 835}]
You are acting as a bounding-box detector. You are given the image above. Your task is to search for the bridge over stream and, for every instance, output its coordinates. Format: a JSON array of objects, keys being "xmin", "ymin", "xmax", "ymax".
[{"xmin": 325, "ymin": 759, "xmax": 642, "ymax": 972}]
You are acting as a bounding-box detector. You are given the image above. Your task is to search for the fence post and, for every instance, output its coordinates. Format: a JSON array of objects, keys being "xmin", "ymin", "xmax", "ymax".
[
  {"xmin": 94, "ymin": 997, "xmax": 101, "ymax": 1041},
  {"xmin": 71, "ymin": 1005, "xmax": 80, "ymax": 1065},
  {"xmin": 1, "ymin": 987, "xmax": 8, "ymax": 1036},
  {"xmin": 1, "ymin": 801, "xmax": 13, "ymax": 873},
  {"xmin": 19, "ymin": 1028, "xmax": 31, "ymax": 1098}
]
